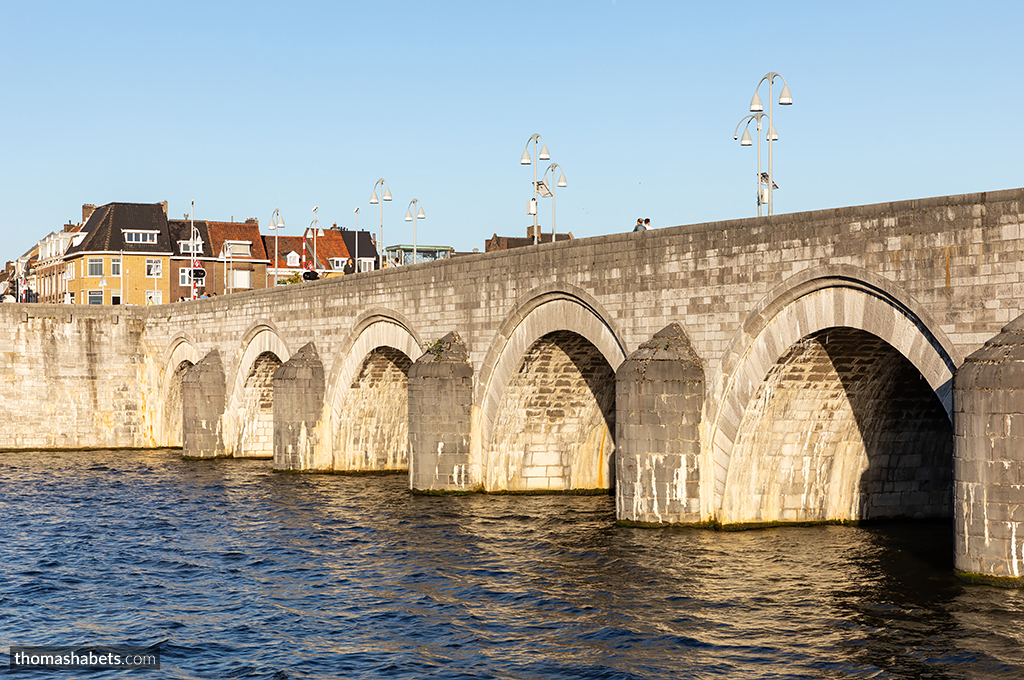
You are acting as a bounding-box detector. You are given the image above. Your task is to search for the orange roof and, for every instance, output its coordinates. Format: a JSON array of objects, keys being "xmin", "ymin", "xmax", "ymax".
[{"xmin": 206, "ymin": 221, "xmax": 268, "ymax": 260}]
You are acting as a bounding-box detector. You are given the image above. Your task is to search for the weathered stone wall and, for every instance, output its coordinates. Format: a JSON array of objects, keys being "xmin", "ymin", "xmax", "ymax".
[
  {"xmin": 182, "ymin": 350, "xmax": 226, "ymax": 458},
  {"xmin": 333, "ymin": 347, "xmax": 411, "ymax": 471},
  {"xmin": 486, "ymin": 330, "xmax": 615, "ymax": 492},
  {"xmin": 616, "ymin": 323, "xmax": 704, "ymax": 524},
  {"xmin": 0, "ymin": 305, "xmax": 150, "ymax": 449},
  {"xmin": 954, "ymin": 314, "xmax": 1024, "ymax": 586},
  {"xmin": 273, "ymin": 343, "xmax": 325, "ymax": 472},
  {"xmin": 408, "ymin": 332, "xmax": 473, "ymax": 491},
  {"xmin": 234, "ymin": 352, "xmax": 280, "ymax": 458},
  {"xmin": 722, "ymin": 328, "xmax": 952, "ymax": 525}
]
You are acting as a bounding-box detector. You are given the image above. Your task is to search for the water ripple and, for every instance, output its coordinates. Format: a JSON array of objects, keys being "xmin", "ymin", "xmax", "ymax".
[{"xmin": 2, "ymin": 449, "xmax": 1023, "ymax": 678}]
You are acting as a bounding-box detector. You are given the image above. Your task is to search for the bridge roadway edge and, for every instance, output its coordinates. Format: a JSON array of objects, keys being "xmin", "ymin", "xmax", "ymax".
[{"xmin": 2, "ymin": 186, "xmax": 1023, "ymax": 583}]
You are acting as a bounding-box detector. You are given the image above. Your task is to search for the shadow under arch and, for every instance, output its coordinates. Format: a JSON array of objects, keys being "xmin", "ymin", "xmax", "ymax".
[
  {"xmin": 322, "ymin": 311, "xmax": 422, "ymax": 472},
  {"xmin": 223, "ymin": 323, "xmax": 292, "ymax": 457},
  {"xmin": 156, "ymin": 333, "xmax": 200, "ymax": 447},
  {"xmin": 706, "ymin": 266, "xmax": 960, "ymax": 518},
  {"xmin": 475, "ymin": 286, "xmax": 628, "ymax": 491}
]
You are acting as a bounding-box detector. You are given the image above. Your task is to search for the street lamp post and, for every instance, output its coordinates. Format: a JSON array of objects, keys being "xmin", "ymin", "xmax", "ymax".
[
  {"xmin": 541, "ymin": 163, "xmax": 568, "ymax": 240},
  {"xmin": 748, "ymin": 72, "xmax": 792, "ymax": 216},
  {"xmin": 268, "ymin": 209, "xmax": 284, "ymax": 287},
  {"xmin": 353, "ymin": 206, "xmax": 359, "ymax": 272},
  {"xmin": 733, "ymin": 113, "xmax": 769, "ymax": 217},
  {"xmin": 520, "ymin": 133, "xmax": 551, "ymax": 245},
  {"xmin": 309, "ymin": 206, "xmax": 324, "ymax": 274},
  {"xmin": 404, "ymin": 199, "xmax": 425, "ymax": 265},
  {"xmin": 369, "ymin": 178, "xmax": 392, "ymax": 268}
]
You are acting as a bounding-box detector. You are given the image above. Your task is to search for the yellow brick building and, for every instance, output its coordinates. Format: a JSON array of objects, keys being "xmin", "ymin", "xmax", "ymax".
[{"xmin": 64, "ymin": 202, "xmax": 173, "ymax": 305}]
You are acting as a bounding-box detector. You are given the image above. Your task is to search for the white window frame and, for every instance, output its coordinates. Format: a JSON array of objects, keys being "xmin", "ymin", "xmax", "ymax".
[
  {"xmin": 87, "ymin": 290, "xmax": 104, "ymax": 305},
  {"xmin": 227, "ymin": 241, "xmax": 252, "ymax": 257},
  {"xmin": 145, "ymin": 259, "xmax": 162, "ymax": 278},
  {"xmin": 178, "ymin": 240, "xmax": 204, "ymax": 255},
  {"xmin": 145, "ymin": 290, "xmax": 162, "ymax": 305},
  {"xmin": 111, "ymin": 258, "xmax": 121, "ymax": 277},
  {"xmin": 124, "ymin": 231, "xmax": 158, "ymax": 244},
  {"xmin": 357, "ymin": 257, "xmax": 374, "ymax": 273},
  {"xmin": 231, "ymin": 269, "xmax": 253, "ymax": 290},
  {"xmin": 286, "ymin": 252, "xmax": 299, "ymax": 267},
  {"xmin": 87, "ymin": 258, "xmax": 103, "ymax": 277}
]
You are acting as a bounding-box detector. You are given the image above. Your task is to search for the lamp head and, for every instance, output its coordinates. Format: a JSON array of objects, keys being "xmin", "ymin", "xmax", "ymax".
[
  {"xmin": 557, "ymin": 173, "xmax": 567, "ymax": 188},
  {"xmin": 370, "ymin": 191, "xmax": 379, "ymax": 205},
  {"xmin": 405, "ymin": 210, "xmax": 413, "ymax": 222},
  {"xmin": 767, "ymin": 124, "xmax": 778, "ymax": 142},
  {"xmin": 354, "ymin": 206, "xmax": 359, "ymax": 214},
  {"xmin": 520, "ymin": 148, "xmax": 532, "ymax": 165},
  {"xmin": 740, "ymin": 129, "xmax": 753, "ymax": 146},
  {"xmin": 416, "ymin": 206, "xmax": 425, "ymax": 219},
  {"xmin": 538, "ymin": 143, "xmax": 550, "ymax": 161},
  {"xmin": 383, "ymin": 188, "xmax": 392, "ymax": 202},
  {"xmin": 749, "ymin": 91, "xmax": 763, "ymax": 112},
  {"xmin": 779, "ymin": 84, "xmax": 792, "ymax": 105}
]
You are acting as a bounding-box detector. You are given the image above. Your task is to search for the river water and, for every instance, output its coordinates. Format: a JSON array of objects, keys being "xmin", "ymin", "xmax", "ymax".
[{"xmin": 2, "ymin": 449, "xmax": 1023, "ymax": 679}]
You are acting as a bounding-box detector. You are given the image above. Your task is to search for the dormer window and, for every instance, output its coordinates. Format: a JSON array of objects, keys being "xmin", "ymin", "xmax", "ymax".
[
  {"xmin": 124, "ymin": 231, "xmax": 158, "ymax": 244},
  {"xmin": 223, "ymin": 241, "xmax": 252, "ymax": 258},
  {"xmin": 179, "ymin": 240, "xmax": 204, "ymax": 254},
  {"xmin": 286, "ymin": 252, "xmax": 300, "ymax": 267},
  {"xmin": 329, "ymin": 258, "xmax": 345, "ymax": 269}
]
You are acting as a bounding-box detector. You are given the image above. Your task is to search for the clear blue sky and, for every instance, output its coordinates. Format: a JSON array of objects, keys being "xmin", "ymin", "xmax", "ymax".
[{"xmin": 2, "ymin": 1, "xmax": 1021, "ymax": 260}]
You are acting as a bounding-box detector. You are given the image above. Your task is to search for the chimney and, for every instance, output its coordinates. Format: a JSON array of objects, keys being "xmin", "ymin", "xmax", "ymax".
[
  {"xmin": 82, "ymin": 204, "xmax": 97, "ymax": 222},
  {"xmin": 160, "ymin": 201, "xmax": 168, "ymax": 215}
]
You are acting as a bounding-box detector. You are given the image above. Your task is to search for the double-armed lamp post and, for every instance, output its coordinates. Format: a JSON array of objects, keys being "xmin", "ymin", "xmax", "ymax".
[
  {"xmin": 369, "ymin": 178, "xmax": 392, "ymax": 267},
  {"xmin": 520, "ymin": 133, "xmax": 550, "ymax": 245},
  {"xmin": 735, "ymin": 72, "xmax": 792, "ymax": 216},
  {"xmin": 541, "ymin": 163, "xmax": 567, "ymax": 240},
  {"xmin": 404, "ymin": 199, "xmax": 425, "ymax": 265}
]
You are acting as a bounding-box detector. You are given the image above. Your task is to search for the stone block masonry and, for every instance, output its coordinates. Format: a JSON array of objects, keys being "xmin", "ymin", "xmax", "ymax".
[
  {"xmin": 616, "ymin": 323, "xmax": 704, "ymax": 524},
  {"xmin": 408, "ymin": 332, "xmax": 474, "ymax": 491},
  {"xmin": 182, "ymin": 350, "xmax": 226, "ymax": 458},
  {"xmin": 273, "ymin": 343, "xmax": 325, "ymax": 472},
  {"xmin": 954, "ymin": 315, "xmax": 1024, "ymax": 586},
  {"xmin": 2, "ymin": 187, "xmax": 1024, "ymax": 584}
]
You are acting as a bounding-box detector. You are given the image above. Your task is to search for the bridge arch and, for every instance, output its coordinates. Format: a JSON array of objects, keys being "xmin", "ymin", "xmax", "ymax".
[
  {"xmin": 707, "ymin": 266, "xmax": 961, "ymax": 524},
  {"xmin": 224, "ymin": 322, "xmax": 291, "ymax": 458},
  {"xmin": 477, "ymin": 287, "xmax": 628, "ymax": 492},
  {"xmin": 156, "ymin": 334, "xmax": 200, "ymax": 447},
  {"xmin": 324, "ymin": 311, "xmax": 422, "ymax": 471}
]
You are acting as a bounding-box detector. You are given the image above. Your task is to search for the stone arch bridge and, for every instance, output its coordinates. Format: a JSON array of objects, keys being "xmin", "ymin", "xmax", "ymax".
[{"xmin": 3, "ymin": 188, "xmax": 1024, "ymax": 585}]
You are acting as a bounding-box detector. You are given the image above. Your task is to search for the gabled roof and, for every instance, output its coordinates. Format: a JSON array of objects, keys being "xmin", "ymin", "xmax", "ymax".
[
  {"xmin": 336, "ymin": 229, "xmax": 378, "ymax": 261},
  {"xmin": 208, "ymin": 221, "xmax": 268, "ymax": 261},
  {"xmin": 65, "ymin": 202, "xmax": 172, "ymax": 256},
  {"xmin": 263, "ymin": 232, "xmax": 351, "ymax": 270},
  {"xmin": 167, "ymin": 219, "xmax": 212, "ymax": 257}
]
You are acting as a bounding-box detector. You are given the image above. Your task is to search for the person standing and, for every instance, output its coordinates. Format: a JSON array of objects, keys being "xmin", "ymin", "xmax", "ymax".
[{"xmin": 633, "ymin": 218, "xmax": 646, "ymax": 232}]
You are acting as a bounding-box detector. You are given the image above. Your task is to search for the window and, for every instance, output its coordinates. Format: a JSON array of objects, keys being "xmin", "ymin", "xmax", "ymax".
[
  {"xmin": 329, "ymin": 258, "xmax": 345, "ymax": 269},
  {"xmin": 357, "ymin": 258, "xmax": 374, "ymax": 273},
  {"xmin": 179, "ymin": 267, "xmax": 204, "ymax": 287},
  {"xmin": 64, "ymin": 263, "xmax": 74, "ymax": 280},
  {"xmin": 286, "ymin": 252, "xmax": 299, "ymax": 267},
  {"xmin": 111, "ymin": 294, "xmax": 121, "ymax": 306},
  {"xmin": 111, "ymin": 258, "xmax": 121, "ymax": 276},
  {"xmin": 87, "ymin": 290, "xmax": 103, "ymax": 305},
  {"xmin": 145, "ymin": 290, "xmax": 162, "ymax": 305},
  {"xmin": 145, "ymin": 259, "xmax": 162, "ymax": 277},
  {"xmin": 231, "ymin": 269, "xmax": 253, "ymax": 289},
  {"xmin": 179, "ymin": 241, "xmax": 204, "ymax": 254},
  {"xmin": 88, "ymin": 258, "xmax": 103, "ymax": 277},
  {"xmin": 124, "ymin": 231, "xmax": 158, "ymax": 244},
  {"xmin": 229, "ymin": 242, "xmax": 251, "ymax": 257}
]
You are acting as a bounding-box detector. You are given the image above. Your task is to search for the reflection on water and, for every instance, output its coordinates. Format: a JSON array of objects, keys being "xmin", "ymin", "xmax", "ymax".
[{"xmin": 2, "ymin": 449, "xmax": 1023, "ymax": 679}]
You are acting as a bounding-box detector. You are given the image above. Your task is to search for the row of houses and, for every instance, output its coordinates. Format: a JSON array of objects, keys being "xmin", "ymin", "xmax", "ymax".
[{"xmin": 3, "ymin": 201, "xmax": 381, "ymax": 305}]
